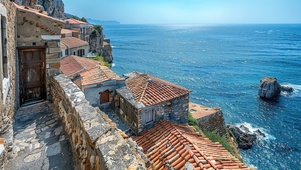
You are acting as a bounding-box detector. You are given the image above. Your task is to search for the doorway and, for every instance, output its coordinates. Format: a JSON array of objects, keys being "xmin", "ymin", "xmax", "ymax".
[
  {"xmin": 100, "ymin": 90, "xmax": 110, "ymax": 104},
  {"xmin": 19, "ymin": 48, "xmax": 46, "ymax": 105}
]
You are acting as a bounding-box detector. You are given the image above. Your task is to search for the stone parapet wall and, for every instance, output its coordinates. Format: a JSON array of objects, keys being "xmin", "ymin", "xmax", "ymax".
[
  {"xmin": 50, "ymin": 74, "xmax": 147, "ymax": 170},
  {"xmin": 197, "ymin": 110, "xmax": 227, "ymax": 135}
]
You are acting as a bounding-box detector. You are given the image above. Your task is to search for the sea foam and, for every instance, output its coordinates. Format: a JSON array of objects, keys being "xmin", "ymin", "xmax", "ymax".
[{"xmin": 235, "ymin": 122, "xmax": 276, "ymax": 141}]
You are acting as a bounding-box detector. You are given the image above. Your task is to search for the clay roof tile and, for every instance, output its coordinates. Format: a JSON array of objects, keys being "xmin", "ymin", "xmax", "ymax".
[
  {"xmin": 125, "ymin": 73, "xmax": 191, "ymax": 106},
  {"xmin": 132, "ymin": 121, "xmax": 249, "ymax": 170}
]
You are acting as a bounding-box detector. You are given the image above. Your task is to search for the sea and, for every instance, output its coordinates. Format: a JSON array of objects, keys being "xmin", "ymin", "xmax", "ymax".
[{"xmin": 103, "ymin": 24, "xmax": 301, "ymax": 170}]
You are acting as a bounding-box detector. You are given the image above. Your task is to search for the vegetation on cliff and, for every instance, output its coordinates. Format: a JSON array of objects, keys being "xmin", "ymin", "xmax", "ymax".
[
  {"xmin": 188, "ymin": 112, "xmax": 200, "ymax": 131},
  {"xmin": 188, "ymin": 112, "xmax": 242, "ymax": 160},
  {"xmin": 89, "ymin": 54, "xmax": 111, "ymax": 68}
]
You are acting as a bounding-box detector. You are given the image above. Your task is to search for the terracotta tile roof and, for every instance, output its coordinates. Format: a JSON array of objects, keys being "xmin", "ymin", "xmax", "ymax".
[
  {"xmin": 60, "ymin": 37, "xmax": 88, "ymax": 48},
  {"xmin": 60, "ymin": 43, "xmax": 68, "ymax": 49},
  {"xmin": 61, "ymin": 29, "xmax": 73, "ymax": 34},
  {"xmin": 14, "ymin": 3, "xmax": 64, "ymax": 24},
  {"xmin": 79, "ymin": 66, "xmax": 124, "ymax": 86},
  {"xmin": 65, "ymin": 18, "xmax": 88, "ymax": 25},
  {"xmin": 189, "ymin": 102, "xmax": 221, "ymax": 120},
  {"xmin": 60, "ymin": 55, "xmax": 99, "ymax": 77},
  {"xmin": 132, "ymin": 121, "xmax": 250, "ymax": 170},
  {"xmin": 125, "ymin": 73, "xmax": 191, "ymax": 106}
]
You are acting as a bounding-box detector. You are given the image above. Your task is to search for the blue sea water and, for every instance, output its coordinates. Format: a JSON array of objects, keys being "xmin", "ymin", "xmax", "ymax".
[{"xmin": 104, "ymin": 24, "xmax": 301, "ymax": 170}]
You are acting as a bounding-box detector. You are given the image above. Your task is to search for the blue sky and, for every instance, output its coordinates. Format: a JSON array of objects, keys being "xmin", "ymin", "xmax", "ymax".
[{"xmin": 63, "ymin": 0, "xmax": 301, "ymax": 24}]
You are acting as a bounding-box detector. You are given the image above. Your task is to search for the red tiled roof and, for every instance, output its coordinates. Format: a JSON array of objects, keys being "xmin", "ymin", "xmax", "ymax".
[
  {"xmin": 61, "ymin": 29, "xmax": 73, "ymax": 34},
  {"xmin": 125, "ymin": 73, "xmax": 191, "ymax": 106},
  {"xmin": 60, "ymin": 43, "xmax": 68, "ymax": 49},
  {"xmin": 64, "ymin": 18, "xmax": 88, "ymax": 25},
  {"xmin": 60, "ymin": 55, "xmax": 99, "ymax": 77},
  {"xmin": 61, "ymin": 37, "xmax": 88, "ymax": 48},
  {"xmin": 80, "ymin": 66, "xmax": 124, "ymax": 86},
  {"xmin": 132, "ymin": 121, "xmax": 250, "ymax": 170},
  {"xmin": 14, "ymin": 3, "xmax": 64, "ymax": 24}
]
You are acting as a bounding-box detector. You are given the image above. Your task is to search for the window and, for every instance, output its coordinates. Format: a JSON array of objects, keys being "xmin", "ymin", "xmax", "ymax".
[
  {"xmin": 82, "ymin": 49, "xmax": 85, "ymax": 56},
  {"xmin": 65, "ymin": 49, "xmax": 69, "ymax": 56},
  {"xmin": 1, "ymin": 15, "xmax": 7, "ymax": 78},
  {"xmin": 1, "ymin": 11, "xmax": 10, "ymax": 102},
  {"xmin": 145, "ymin": 110, "xmax": 153, "ymax": 124},
  {"xmin": 73, "ymin": 51, "xmax": 76, "ymax": 55}
]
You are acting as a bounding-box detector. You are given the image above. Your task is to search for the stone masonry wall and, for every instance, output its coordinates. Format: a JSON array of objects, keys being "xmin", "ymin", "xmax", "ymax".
[
  {"xmin": 16, "ymin": 8, "xmax": 64, "ymax": 101},
  {"xmin": 138, "ymin": 94, "xmax": 189, "ymax": 134},
  {"xmin": 50, "ymin": 74, "xmax": 148, "ymax": 170},
  {"xmin": 197, "ymin": 110, "xmax": 227, "ymax": 135},
  {"xmin": 0, "ymin": 1, "xmax": 17, "ymax": 168}
]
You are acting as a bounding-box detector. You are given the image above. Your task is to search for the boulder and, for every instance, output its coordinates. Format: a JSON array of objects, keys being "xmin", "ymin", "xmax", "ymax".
[
  {"xmin": 258, "ymin": 77, "xmax": 281, "ymax": 100},
  {"xmin": 227, "ymin": 125, "xmax": 257, "ymax": 149}
]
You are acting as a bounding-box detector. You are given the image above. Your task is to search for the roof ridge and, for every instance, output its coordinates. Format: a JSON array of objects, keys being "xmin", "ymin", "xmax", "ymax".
[
  {"xmin": 149, "ymin": 75, "xmax": 191, "ymax": 92},
  {"xmin": 170, "ymin": 122, "xmax": 219, "ymax": 170},
  {"xmin": 138, "ymin": 81, "xmax": 149, "ymax": 104}
]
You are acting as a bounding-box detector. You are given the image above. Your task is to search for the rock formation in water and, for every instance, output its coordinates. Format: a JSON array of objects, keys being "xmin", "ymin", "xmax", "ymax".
[
  {"xmin": 15, "ymin": 0, "xmax": 64, "ymax": 19},
  {"xmin": 281, "ymin": 85, "xmax": 293, "ymax": 93},
  {"xmin": 258, "ymin": 77, "xmax": 281, "ymax": 100},
  {"xmin": 89, "ymin": 26, "xmax": 113, "ymax": 63},
  {"xmin": 227, "ymin": 125, "xmax": 257, "ymax": 149}
]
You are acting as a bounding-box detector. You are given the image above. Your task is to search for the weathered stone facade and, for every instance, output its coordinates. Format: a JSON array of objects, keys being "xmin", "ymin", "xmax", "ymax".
[
  {"xmin": 15, "ymin": 4, "xmax": 64, "ymax": 102},
  {"xmin": 50, "ymin": 74, "xmax": 148, "ymax": 170},
  {"xmin": 0, "ymin": 1, "xmax": 17, "ymax": 167},
  {"xmin": 196, "ymin": 110, "xmax": 227, "ymax": 135},
  {"xmin": 115, "ymin": 88, "xmax": 189, "ymax": 134}
]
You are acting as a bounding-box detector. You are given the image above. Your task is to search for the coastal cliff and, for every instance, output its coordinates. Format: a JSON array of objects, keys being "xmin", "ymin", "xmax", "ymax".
[{"xmin": 14, "ymin": 0, "xmax": 64, "ymax": 19}]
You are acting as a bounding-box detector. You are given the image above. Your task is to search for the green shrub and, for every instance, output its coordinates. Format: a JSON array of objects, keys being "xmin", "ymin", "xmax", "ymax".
[
  {"xmin": 188, "ymin": 112, "xmax": 199, "ymax": 131},
  {"xmin": 203, "ymin": 130, "xmax": 234, "ymax": 156},
  {"xmin": 89, "ymin": 54, "xmax": 111, "ymax": 68}
]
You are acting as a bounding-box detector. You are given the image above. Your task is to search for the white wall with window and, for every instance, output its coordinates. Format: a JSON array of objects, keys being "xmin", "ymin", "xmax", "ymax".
[{"xmin": 0, "ymin": 3, "xmax": 10, "ymax": 103}]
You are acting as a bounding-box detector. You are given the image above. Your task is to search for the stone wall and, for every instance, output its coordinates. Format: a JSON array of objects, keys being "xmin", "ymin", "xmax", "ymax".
[
  {"xmin": 114, "ymin": 93, "xmax": 139, "ymax": 134},
  {"xmin": 196, "ymin": 110, "xmax": 227, "ymax": 135},
  {"xmin": 114, "ymin": 92, "xmax": 189, "ymax": 134},
  {"xmin": 50, "ymin": 74, "xmax": 148, "ymax": 170},
  {"xmin": 139, "ymin": 94, "xmax": 189, "ymax": 133},
  {"xmin": 16, "ymin": 7, "xmax": 64, "ymax": 101},
  {"xmin": 0, "ymin": 0, "xmax": 16, "ymax": 137}
]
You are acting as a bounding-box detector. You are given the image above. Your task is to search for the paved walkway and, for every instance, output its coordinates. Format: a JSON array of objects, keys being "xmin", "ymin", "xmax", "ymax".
[
  {"xmin": 6, "ymin": 102, "xmax": 77, "ymax": 170},
  {"xmin": 101, "ymin": 108, "xmax": 135, "ymax": 136}
]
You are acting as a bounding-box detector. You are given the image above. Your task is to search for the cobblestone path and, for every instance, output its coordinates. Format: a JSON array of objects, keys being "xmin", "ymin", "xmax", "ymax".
[{"xmin": 6, "ymin": 102, "xmax": 77, "ymax": 170}]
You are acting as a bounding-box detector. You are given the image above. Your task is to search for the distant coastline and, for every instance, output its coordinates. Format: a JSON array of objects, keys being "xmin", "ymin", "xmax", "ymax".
[{"xmin": 87, "ymin": 18, "xmax": 120, "ymax": 25}]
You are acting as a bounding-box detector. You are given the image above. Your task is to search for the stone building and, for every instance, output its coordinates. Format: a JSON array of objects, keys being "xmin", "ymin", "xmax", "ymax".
[
  {"xmin": 0, "ymin": 1, "xmax": 63, "ymax": 167},
  {"xmin": 189, "ymin": 102, "xmax": 227, "ymax": 135},
  {"xmin": 60, "ymin": 37, "xmax": 89, "ymax": 57},
  {"xmin": 0, "ymin": 1, "xmax": 63, "ymax": 129},
  {"xmin": 60, "ymin": 55, "xmax": 124, "ymax": 107},
  {"xmin": 15, "ymin": 3, "xmax": 64, "ymax": 105},
  {"xmin": 114, "ymin": 72, "xmax": 191, "ymax": 134},
  {"xmin": 64, "ymin": 18, "xmax": 93, "ymax": 41}
]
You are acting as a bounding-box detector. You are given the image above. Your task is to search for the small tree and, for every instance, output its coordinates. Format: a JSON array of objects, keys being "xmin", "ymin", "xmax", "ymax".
[
  {"xmin": 72, "ymin": 15, "xmax": 79, "ymax": 20},
  {"xmin": 94, "ymin": 25, "xmax": 102, "ymax": 31},
  {"xmin": 80, "ymin": 17, "xmax": 87, "ymax": 22}
]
